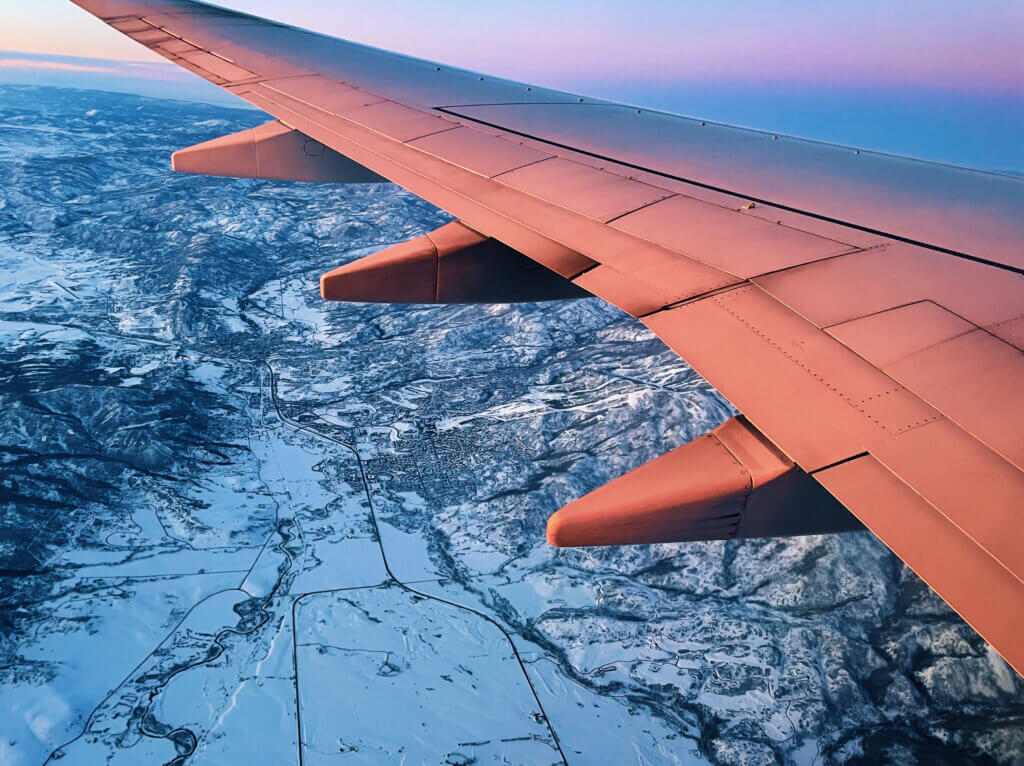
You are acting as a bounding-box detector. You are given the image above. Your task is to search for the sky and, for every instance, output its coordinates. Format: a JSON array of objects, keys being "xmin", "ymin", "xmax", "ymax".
[{"xmin": 1, "ymin": 0, "xmax": 1022, "ymax": 171}]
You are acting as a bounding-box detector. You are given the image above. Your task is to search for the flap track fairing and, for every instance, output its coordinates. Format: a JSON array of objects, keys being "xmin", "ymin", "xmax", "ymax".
[
  {"xmin": 171, "ymin": 119, "xmax": 385, "ymax": 183},
  {"xmin": 320, "ymin": 221, "xmax": 590, "ymax": 304},
  {"xmin": 547, "ymin": 416, "xmax": 862, "ymax": 547}
]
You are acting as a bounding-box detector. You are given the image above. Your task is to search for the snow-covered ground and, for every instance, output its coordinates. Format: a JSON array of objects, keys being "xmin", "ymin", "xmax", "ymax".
[{"xmin": 1, "ymin": 84, "xmax": 1022, "ymax": 765}]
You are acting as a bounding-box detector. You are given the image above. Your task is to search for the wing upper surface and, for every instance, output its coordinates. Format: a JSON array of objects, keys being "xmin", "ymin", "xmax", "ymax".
[
  {"xmin": 71, "ymin": 0, "xmax": 1024, "ymax": 674},
  {"xmin": 72, "ymin": 0, "xmax": 1024, "ymax": 269}
]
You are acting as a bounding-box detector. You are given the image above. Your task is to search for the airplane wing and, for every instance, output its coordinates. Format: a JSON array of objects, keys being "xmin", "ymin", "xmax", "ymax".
[{"xmin": 70, "ymin": 0, "xmax": 1024, "ymax": 675}]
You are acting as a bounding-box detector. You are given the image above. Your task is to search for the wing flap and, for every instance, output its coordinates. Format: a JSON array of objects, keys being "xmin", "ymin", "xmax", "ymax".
[
  {"xmin": 644, "ymin": 285, "xmax": 943, "ymax": 470},
  {"xmin": 816, "ymin": 454, "xmax": 1024, "ymax": 675},
  {"xmin": 644, "ymin": 287, "xmax": 1024, "ymax": 585},
  {"xmin": 830, "ymin": 306, "xmax": 1024, "ymax": 471},
  {"xmin": 572, "ymin": 265, "xmax": 676, "ymax": 317},
  {"xmin": 870, "ymin": 419, "xmax": 1024, "ymax": 583}
]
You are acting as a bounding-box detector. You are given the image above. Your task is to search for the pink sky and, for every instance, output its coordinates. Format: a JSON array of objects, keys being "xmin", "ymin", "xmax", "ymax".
[
  {"xmin": 2, "ymin": 0, "xmax": 1020, "ymax": 171},
  {"xmin": 0, "ymin": 58, "xmax": 114, "ymax": 73},
  {"xmin": 3, "ymin": 0, "xmax": 1022, "ymax": 98}
]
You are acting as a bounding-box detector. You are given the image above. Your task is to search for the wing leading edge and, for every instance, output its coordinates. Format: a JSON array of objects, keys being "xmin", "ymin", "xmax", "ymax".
[{"xmin": 69, "ymin": 0, "xmax": 1024, "ymax": 675}]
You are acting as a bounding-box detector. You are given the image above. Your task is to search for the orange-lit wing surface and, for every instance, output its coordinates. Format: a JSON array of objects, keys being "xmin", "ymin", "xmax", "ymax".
[{"xmin": 70, "ymin": 0, "xmax": 1024, "ymax": 674}]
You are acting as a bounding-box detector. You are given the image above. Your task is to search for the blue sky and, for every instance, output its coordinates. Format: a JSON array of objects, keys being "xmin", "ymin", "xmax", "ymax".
[{"xmin": 2, "ymin": 0, "xmax": 1022, "ymax": 171}]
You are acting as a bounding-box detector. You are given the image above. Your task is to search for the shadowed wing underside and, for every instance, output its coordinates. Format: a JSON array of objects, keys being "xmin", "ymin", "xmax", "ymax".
[{"xmin": 69, "ymin": 0, "xmax": 1024, "ymax": 674}]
